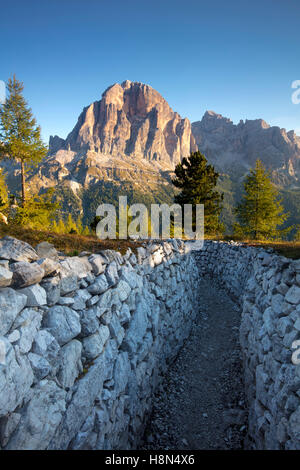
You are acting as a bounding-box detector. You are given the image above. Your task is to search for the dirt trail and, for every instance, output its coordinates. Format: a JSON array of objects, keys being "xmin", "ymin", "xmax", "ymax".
[{"xmin": 140, "ymin": 280, "xmax": 248, "ymax": 450}]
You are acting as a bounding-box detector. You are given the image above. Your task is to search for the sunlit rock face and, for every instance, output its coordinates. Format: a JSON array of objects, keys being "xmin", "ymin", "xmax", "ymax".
[
  {"xmin": 50, "ymin": 80, "xmax": 197, "ymax": 168},
  {"xmin": 192, "ymin": 111, "xmax": 300, "ymax": 185}
]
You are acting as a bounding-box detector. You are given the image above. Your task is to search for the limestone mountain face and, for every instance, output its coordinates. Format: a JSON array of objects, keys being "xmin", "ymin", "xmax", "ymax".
[
  {"xmin": 3, "ymin": 81, "xmax": 300, "ymax": 230},
  {"xmin": 192, "ymin": 111, "xmax": 300, "ymax": 186},
  {"xmin": 2, "ymin": 81, "xmax": 196, "ymax": 222},
  {"xmin": 50, "ymin": 80, "xmax": 197, "ymax": 168}
]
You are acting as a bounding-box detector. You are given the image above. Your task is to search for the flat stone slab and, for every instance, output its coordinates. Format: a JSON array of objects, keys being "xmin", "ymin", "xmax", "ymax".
[{"xmin": 0, "ymin": 236, "xmax": 38, "ymax": 262}]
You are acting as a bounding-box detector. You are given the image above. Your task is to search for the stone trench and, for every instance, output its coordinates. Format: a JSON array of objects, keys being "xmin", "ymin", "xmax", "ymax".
[
  {"xmin": 0, "ymin": 237, "xmax": 300, "ymax": 450},
  {"xmin": 140, "ymin": 279, "xmax": 248, "ymax": 450}
]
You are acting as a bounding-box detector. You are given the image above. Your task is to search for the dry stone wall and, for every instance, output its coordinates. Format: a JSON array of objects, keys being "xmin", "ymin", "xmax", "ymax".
[
  {"xmin": 0, "ymin": 237, "xmax": 200, "ymax": 450},
  {"xmin": 0, "ymin": 236, "xmax": 300, "ymax": 450},
  {"xmin": 194, "ymin": 241, "xmax": 300, "ymax": 450}
]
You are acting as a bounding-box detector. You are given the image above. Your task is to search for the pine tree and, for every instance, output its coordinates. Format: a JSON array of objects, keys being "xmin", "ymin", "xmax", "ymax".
[
  {"xmin": 0, "ymin": 76, "xmax": 47, "ymax": 206},
  {"xmin": 51, "ymin": 219, "xmax": 59, "ymax": 233},
  {"xmin": 57, "ymin": 218, "xmax": 66, "ymax": 234},
  {"xmin": 14, "ymin": 189, "xmax": 59, "ymax": 230},
  {"xmin": 66, "ymin": 214, "xmax": 77, "ymax": 233},
  {"xmin": 76, "ymin": 216, "xmax": 83, "ymax": 234},
  {"xmin": 293, "ymin": 225, "xmax": 300, "ymax": 242},
  {"xmin": 235, "ymin": 159, "xmax": 289, "ymax": 240},
  {"xmin": 82, "ymin": 226, "xmax": 90, "ymax": 236},
  {"xmin": 172, "ymin": 151, "xmax": 224, "ymax": 235},
  {"xmin": 0, "ymin": 169, "xmax": 8, "ymax": 211}
]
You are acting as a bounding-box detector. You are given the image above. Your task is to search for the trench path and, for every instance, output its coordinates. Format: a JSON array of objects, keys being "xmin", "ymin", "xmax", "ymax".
[{"xmin": 140, "ymin": 280, "xmax": 248, "ymax": 450}]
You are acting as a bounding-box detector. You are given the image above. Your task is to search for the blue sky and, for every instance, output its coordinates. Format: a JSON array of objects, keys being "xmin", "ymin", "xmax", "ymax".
[{"xmin": 1, "ymin": 0, "xmax": 300, "ymax": 142}]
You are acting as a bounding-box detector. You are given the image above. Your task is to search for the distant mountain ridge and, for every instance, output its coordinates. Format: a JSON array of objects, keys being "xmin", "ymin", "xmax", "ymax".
[{"xmin": 192, "ymin": 111, "xmax": 300, "ymax": 186}]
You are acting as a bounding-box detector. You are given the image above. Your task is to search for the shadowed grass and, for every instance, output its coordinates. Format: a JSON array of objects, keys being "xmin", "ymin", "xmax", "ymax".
[
  {"xmin": 242, "ymin": 241, "xmax": 300, "ymax": 259},
  {"xmin": 0, "ymin": 224, "xmax": 143, "ymax": 256},
  {"xmin": 1, "ymin": 224, "xmax": 300, "ymax": 259}
]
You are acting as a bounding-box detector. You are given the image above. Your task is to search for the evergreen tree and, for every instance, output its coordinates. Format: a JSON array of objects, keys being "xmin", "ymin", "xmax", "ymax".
[
  {"xmin": 0, "ymin": 75, "xmax": 47, "ymax": 206},
  {"xmin": 293, "ymin": 225, "xmax": 300, "ymax": 242},
  {"xmin": 66, "ymin": 214, "xmax": 77, "ymax": 233},
  {"xmin": 51, "ymin": 219, "xmax": 59, "ymax": 233},
  {"xmin": 14, "ymin": 189, "xmax": 59, "ymax": 230},
  {"xmin": 235, "ymin": 159, "xmax": 289, "ymax": 240},
  {"xmin": 82, "ymin": 226, "xmax": 90, "ymax": 236},
  {"xmin": 76, "ymin": 216, "xmax": 83, "ymax": 234},
  {"xmin": 0, "ymin": 169, "xmax": 8, "ymax": 211},
  {"xmin": 172, "ymin": 151, "xmax": 224, "ymax": 235},
  {"xmin": 57, "ymin": 218, "xmax": 66, "ymax": 234}
]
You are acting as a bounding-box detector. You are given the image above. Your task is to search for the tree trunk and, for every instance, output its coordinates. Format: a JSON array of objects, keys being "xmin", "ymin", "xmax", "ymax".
[{"xmin": 21, "ymin": 160, "xmax": 26, "ymax": 207}]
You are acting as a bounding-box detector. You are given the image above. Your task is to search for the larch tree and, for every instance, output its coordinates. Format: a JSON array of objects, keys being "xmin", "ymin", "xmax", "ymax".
[
  {"xmin": 235, "ymin": 159, "xmax": 289, "ymax": 240},
  {"xmin": 0, "ymin": 75, "xmax": 47, "ymax": 206}
]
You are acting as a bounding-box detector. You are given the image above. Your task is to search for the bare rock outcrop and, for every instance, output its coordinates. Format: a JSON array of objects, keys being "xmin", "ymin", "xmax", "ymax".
[
  {"xmin": 192, "ymin": 111, "xmax": 300, "ymax": 185},
  {"xmin": 49, "ymin": 80, "xmax": 197, "ymax": 168}
]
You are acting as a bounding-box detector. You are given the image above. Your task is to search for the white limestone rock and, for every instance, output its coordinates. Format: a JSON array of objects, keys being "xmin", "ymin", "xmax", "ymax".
[
  {"xmin": 0, "ymin": 337, "xmax": 34, "ymax": 415},
  {"xmin": 105, "ymin": 261, "xmax": 119, "ymax": 287},
  {"xmin": 60, "ymin": 274, "xmax": 78, "ymax": 296},
  {"xmin": 18, "ymin": 284, "xmax": 47, "ymax": 307},
  {"xmin": 117, "ymin": 303, "xmax": 131, "ymax": 325},
  {"xmin": 36, "ymin": 242, "xmax": 59, "ymax": 261},
  {"xmin": 57, "ymin": 296, "xmax": 74, "ymax": 306},
  {"xmin": 79, "ymin": 307, "xmax": 100, "ymax": 337},
  {"xmin": 0, "ymin": 412, "xmax": 21, "ymax": 447},
  {"xmin": 48, "ymin": 353, "xmax": 107, "ymax": 450},
  {"xmin": 114, "ymin": 279, "xmax": 131, "ymax": 301},
  {"xmin": 36, "ymin": 257, "xmax": 60, "ymax": 276},
  {"xmin": 87, "ymin": 274, "xmax": 109, "ymax": 295},
  {"xmin": 11, "ymin": 261, "xmax": 44, "ymax": 288},
  {"xmin": 108, "ymin": 315, "xmax": 125, "ymax": 346},
  {"xmin": 28, "ymin": 352, "xmax": 51, "ymax": 381},
  {"xmin": 0, "ymin": 287, "xmax": 27, "ymax": 336},
  {"xmin": 60, "ymin": 256, "xmax": 92, "ymax": 279},
  {"xmin": 113, "ymin": 352, "xmax": 131, "ymax": 396},
  {"xmin": 285, "ymin": 285, "xmax": 300, "ymax": 305},
  {"xmin": 40, "ymin": 276, "xmax": 61, "ymax": 305},
  {"xmin": 0, "ymin": 236, "xmax": 38, "ymax": 262},
  {"xmin": 32, "ymin": 329, "xmax": 60, "ymax": 365},
  {"xmin": 0, "ymin": 265, "xmax": 12, "ymax": 287},
  {"xmin": 88, "ymin": 254, "xmax": 104, "ymax": 275},
  {"xmin": 12, "ymin": 308, "xmax": 43, "ymax": 354},
  {"xmin": 123, "ymin": 295, "xmax": 149, "ymax": 355},
  {"xmin": 42, "ymin": 305, "xmax": 81, "ymax": 346},
  {"xmin": 5, "ymin": 380, "xmax": 66, "ymax": 450},
  {"xmin": 57, "ymin": 339, "xmax": 82, "ymax": 389},
  {"xmin": 82, "ymin": 326, "xmax": 109, "ymax": 361},
  {"xmin": 72, "ymin": 289, "xmax": 92, "ymax": 311},
  {"xmin": 7, "ymin": 329, "xmax": 20, "ymax": 344}
]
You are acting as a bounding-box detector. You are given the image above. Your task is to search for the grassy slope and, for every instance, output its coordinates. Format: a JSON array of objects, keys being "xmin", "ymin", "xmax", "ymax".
[
  {"xmin": 1, "ymin": 224, "xmax": 300, "ymax": 259},
  {"xmin": 242, "ymin": 240, "xmax": 300, "ymax": 259},
  {"xmin": 0, "ymin": 225, "xmax": 142, "ymax": 256}
]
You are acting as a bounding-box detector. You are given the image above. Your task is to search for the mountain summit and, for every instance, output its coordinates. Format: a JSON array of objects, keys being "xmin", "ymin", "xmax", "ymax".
[{"xmin": 49, "ymin": 80, "xmax": 197, "ymax": 168}]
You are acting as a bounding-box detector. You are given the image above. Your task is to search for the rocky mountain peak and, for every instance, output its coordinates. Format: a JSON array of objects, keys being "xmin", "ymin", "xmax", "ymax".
[
  {"xmin": 49, "ymin": 80, "xmax": 197, "ymax": 168},
  {"xmin": 192, "ymin": 111, "xmax": 300, "ymax": 184}
]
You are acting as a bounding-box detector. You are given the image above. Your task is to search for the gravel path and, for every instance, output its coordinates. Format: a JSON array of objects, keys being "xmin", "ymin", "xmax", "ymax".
[{"xmin": 140, "ymin": 280, "xmax": 248, "ymax": 450}]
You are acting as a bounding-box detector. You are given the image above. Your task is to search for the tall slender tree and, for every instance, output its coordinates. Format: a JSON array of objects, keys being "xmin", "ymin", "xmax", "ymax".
[
  {"xmin": 0, "ymin": 75, "xmax": 47, "ymax": 206},
  {"xmin": 235, "ymin": 159, "xmax": 289, "ymax": 240},
  {"xmin": 172, "ymin": 151, "xmax": 224, "ymax": 235}
]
